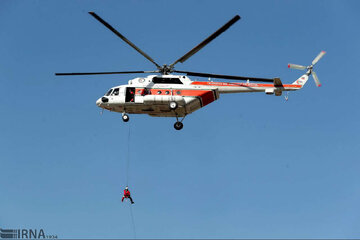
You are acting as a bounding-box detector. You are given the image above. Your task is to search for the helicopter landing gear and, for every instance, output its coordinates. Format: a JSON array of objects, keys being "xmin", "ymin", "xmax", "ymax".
[
  {"xmin": 174, "ymin": 121, "xmax": 183, "ymax": 130},
  {"xmin": 173, "ymin": 113, "xmax": 186, "ymax": 130},
  {"xmin": 169, "ymin": 101, "xmax": 178, "ymax": 110},
  {"xmin": 122, "ymin": 113, "xmax": 129, "ymax": 122}
]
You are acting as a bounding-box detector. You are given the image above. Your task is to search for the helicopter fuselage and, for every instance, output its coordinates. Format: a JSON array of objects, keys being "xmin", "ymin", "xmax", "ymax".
[{"xmin": 96, "ymin": 74, "xmax": 302, "ymax": 117}]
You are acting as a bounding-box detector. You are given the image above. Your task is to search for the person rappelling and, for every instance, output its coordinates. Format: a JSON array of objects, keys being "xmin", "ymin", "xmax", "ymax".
[{"xmin": 122, "ymin": 186, "xmax": 134, "ymax": 204}]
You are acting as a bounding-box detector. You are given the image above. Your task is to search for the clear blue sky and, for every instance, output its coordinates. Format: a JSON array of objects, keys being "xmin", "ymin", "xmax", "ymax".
[{"xmin": 1, "ymin": 0, "xmax": 360, "ymax": 238}]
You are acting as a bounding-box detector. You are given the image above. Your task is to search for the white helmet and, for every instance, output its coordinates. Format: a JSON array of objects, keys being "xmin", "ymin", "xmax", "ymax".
[{"xmin": 125, "ymin": 186, "xmax": 128, "ymax": 190}]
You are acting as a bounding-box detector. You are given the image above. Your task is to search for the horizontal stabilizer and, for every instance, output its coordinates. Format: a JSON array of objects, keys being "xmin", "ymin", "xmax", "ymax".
[{"xmin": 274, "ymin": 78, "xmax": 283, "ymax": 87}]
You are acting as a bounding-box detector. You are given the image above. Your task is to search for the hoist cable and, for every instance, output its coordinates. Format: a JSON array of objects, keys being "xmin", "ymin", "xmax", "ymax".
[{"xmin": 126, "ymin": 123, "xmax": 131, "ymax": 186}]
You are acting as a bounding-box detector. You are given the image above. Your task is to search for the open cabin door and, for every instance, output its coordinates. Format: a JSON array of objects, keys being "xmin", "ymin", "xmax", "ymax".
[{"xmin": 125, "ymin": 87, "xmax": 135, "ymax": 103}]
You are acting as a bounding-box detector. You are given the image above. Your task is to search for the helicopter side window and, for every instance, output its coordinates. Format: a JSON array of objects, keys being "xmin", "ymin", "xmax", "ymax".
[
  {"xmin": 112, "ymin": 88, "xmax": 119, "ymax": 96},
  {"xmin": 105, "ymin": 89, "xmax": 113, "ymax": 96}
]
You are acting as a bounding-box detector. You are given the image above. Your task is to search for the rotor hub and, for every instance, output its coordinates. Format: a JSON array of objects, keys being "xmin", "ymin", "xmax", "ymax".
[{"xmin": 158, "ymin": 64, "xmax": 174, "ymax": 75}]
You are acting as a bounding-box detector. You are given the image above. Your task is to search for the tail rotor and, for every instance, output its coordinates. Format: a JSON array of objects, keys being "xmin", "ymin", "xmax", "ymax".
[
  {"xmin": 288, "ymin": 63, "xmax": 306, "ymax": 70},
  {"xmin": 312, "ymin": 50, "xmax": 326, "ymax": 66},
  {"xmin": 288, "ymin": 51, "xmax": 326, "ymax": 87},
  {"xmin": 311, "ymin": 70, "xmax": 321, "ymax": 87}
]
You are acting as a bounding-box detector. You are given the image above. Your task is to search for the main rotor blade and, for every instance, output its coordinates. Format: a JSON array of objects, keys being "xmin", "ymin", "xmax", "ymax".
[
  {"xmin": 288, "ymin": 63, "xmax": 307, "ymax": 70},
  {"xmin": 312, "ymin": 50, "xmax": 326, "ymax": 66},
  {"xmin": 89, "ymin": 12, "xmax": 161, "ymax": 69},
  {"xmin": 311, "ymin": 70, "xmax": 321, "ymax": 87},
  {"xmin": 55, "ymin": 70, "xmax": 159, "ymax": 76},
  {"xmin": 170, "ymin": 15, "xmax": 241, "ymax": 68},
  {"xmin": 174, "ymin": 70, "xmax": 274, "ymax": 82}
]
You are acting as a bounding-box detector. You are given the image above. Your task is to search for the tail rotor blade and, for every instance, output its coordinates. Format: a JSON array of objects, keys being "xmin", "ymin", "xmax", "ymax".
[
  {"xmin": 312, "ymin": 70, "xmax": 321, "ymax": 87},
  {"xmin": 288, "ymin": 63, "xmax": 307, "ymax": 70},
  {"xmin": 312, "ymin": 51, "xmax": 326, "ymax": 66}
]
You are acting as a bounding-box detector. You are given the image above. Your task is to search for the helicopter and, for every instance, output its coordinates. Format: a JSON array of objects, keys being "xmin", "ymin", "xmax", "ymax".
[{"xmin": 56, "ymin": 12, "xmax": 325, "ymax": 130}]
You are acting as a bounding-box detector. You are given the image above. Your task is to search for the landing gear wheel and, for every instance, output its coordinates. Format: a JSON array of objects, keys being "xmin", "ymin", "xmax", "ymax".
[
  {"xmin": 169, "ymin": 101, "xmax": 178, "ymax": 110},
  {"xmin": 174, "ymin": 121, "xmax": 183, "ymax": 130},
  {"xmin": 122, "ymin": 114, "xmax": 129, "ymax": 122}
]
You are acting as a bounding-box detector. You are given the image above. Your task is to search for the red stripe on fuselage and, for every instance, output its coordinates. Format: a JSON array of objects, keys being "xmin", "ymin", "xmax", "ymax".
[{"xmin": 190, "ymin": 81, "xmax": 302, "ymax": 88}]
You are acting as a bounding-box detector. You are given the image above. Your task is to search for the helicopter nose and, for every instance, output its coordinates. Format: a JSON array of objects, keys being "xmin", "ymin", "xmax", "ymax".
[{"xmin": 96, "ymin": 98, "xmax": 102, "ymax": 106}]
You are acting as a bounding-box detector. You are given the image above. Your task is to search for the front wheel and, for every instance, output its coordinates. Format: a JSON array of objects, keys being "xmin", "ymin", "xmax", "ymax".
[
  {"xmin": 122, "ymin": 114, "xmax": 129, "ymax": 122},
  {"xmin": 174, "ymin": 121, "xmax": 183, "ymax": 130}
]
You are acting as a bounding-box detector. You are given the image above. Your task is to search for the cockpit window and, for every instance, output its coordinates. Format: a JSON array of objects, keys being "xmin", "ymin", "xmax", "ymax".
[
  {"xmin": 105, "ymin": 89, "xmax": 113, "ymax": 96},
  {"xmin": 153, "ymin": 77, "xmax": 183, "ymax": 84},
  {"xmin": 112, "ymin": 88, "xmax": 119, "ymax": 96}
]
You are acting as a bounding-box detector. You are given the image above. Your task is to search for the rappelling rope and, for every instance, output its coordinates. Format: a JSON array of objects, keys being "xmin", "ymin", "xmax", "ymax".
[
  {"xmin": 125, "ymin": 123, "xmax": 136, "ymax": 239},
  {"xmin": 129, "ymin": 203, "xmax": 137, "ymax": 239}
]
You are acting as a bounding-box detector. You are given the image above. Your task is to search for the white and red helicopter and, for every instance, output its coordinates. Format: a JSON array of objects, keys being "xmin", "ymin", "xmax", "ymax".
[{"xmin": 56, "ymin": 12, "xmax": 325, "ymax": 130}]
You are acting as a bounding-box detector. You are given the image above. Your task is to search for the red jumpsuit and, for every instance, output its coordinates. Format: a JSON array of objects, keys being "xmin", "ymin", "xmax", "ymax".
[{"xmin": 122, "ymin": 189, "xmax": 134, "ymax": 204}]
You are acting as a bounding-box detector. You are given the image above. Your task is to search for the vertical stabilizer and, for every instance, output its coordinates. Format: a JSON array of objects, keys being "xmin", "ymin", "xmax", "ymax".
[{"xmin": 292, "ymin": 73, "xmax": 310, "ymax": 87}]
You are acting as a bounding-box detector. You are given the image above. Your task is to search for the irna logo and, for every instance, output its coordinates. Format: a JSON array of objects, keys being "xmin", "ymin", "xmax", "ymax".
[{"xmin": 0, "ymin": 228, "xmax": 57, "ymax": 239}]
